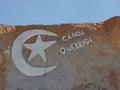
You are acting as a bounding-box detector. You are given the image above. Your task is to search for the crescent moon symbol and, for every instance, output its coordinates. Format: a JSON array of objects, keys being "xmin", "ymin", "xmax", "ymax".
[{"xmin": 11, "ymin": 29, "xmax": 58, "ymax": 76}]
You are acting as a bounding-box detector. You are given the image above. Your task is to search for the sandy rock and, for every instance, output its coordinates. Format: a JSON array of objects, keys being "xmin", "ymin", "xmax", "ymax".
[{"xmin": 0, "ymin": 16, "xmax": 120, "ymax": 90}]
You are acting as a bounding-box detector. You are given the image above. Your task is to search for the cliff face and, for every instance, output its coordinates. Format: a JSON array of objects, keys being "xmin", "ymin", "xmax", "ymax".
[{"xmin": 0, "ymin": 16, "xmax": 120, "ymax": 90}]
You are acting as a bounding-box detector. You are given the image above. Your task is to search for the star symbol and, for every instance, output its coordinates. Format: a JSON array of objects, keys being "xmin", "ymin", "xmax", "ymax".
[{"xmin": 23, "ymin": 35, "xmax": 56, "ymax": 63}]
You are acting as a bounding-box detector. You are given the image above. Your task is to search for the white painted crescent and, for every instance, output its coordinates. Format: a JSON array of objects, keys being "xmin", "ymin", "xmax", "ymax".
[{"xmin": 11, "ymin": 29, "xmax": 58, "ymax": 76}]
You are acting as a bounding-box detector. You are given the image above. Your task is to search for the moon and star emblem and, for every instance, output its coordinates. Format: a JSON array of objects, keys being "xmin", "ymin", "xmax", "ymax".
[{"xmin": 11, "ymin": 29, "xmax": 58, "ymax": 76}]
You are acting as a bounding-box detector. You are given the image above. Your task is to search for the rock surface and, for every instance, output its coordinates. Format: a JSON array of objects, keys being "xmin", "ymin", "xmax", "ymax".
[{"xmin": 0, "ymin": 16, "xmax": 120, "ymax": 90}]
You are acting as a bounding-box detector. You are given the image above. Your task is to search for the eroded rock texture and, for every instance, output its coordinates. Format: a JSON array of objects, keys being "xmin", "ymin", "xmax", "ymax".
[{"xmin": 0, "ymin": 16, "xmax": 120, "ymax": 90}]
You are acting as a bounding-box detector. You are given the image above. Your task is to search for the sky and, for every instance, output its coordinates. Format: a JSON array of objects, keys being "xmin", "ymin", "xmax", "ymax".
[{"xmin": 0, "ymin": 0, "xmax": 120, "ymax": 25}]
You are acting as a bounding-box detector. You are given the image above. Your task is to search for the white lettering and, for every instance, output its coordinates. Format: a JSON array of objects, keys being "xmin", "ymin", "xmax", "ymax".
[
  {"xmin": 62, "ymin": 30, "xmax": 85, "ymax": 41},
  {"xmin": 62, "ymin": 36, "xmax": 67, "ymax": 41},
  {"xmin": 59, "ymin": 37, "xmax": 93, "ymax": 54},
  {"xmin": 67, "ymin": 34, "xmax": 72, "ymax": 40},
  {"xmin": 59, "ymin": 47, "xmax": 66, "ymax": 54}
]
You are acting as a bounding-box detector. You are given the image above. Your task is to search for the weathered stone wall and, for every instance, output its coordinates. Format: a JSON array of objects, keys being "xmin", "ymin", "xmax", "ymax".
[{"xmin": 0, "ymin": 16, "xmax": 120, "ymax": 90}]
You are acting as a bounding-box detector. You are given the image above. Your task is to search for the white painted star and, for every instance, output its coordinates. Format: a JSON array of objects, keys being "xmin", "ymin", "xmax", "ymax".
[{"xmin": 23, "ymin": 35, "xmax": 56, "ymax": 63}]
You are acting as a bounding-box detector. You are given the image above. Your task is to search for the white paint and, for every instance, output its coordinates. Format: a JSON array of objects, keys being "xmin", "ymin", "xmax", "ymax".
[
  {"xmin": 62, "ymin": 30, "xmax": 85, "ymax": 41},
  {"xmin": 59, "ymin": 47, "xmax": 66, "ymax": 54},
  {"xmin": 24, "ymin": 35, "xmax": 56, "ymax": 62},
  {"xmin": 60, "ymin": 37, "xmax": 93, "ymax": 54},
  {"xmin": 11, "ymin": 29, "xmax": 58, "ymax": 76},
  {"xmin": 62, "ymin": 36, "xmax": 67, "ymax": 41}
]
